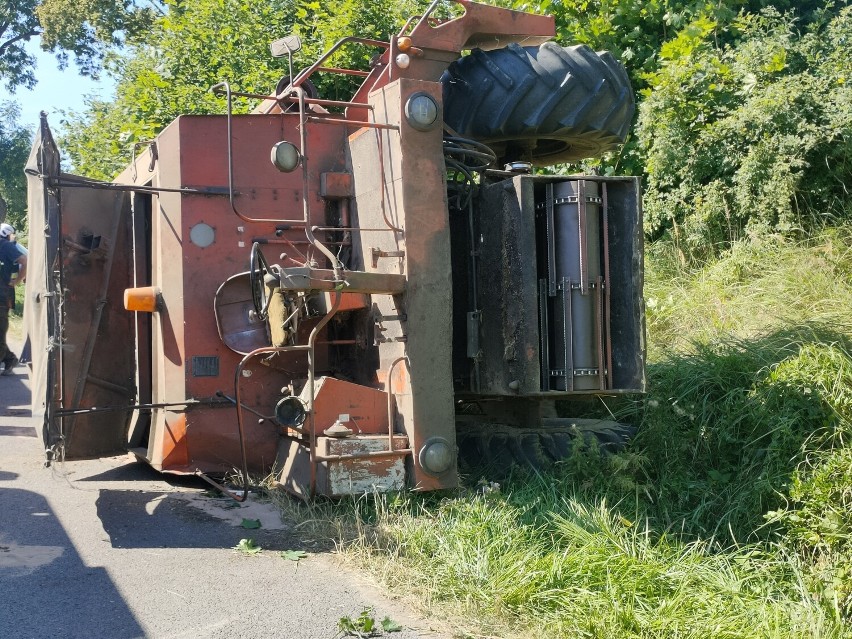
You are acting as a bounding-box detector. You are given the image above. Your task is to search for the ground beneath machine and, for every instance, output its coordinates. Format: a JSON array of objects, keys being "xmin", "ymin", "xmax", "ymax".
[{"xmin": 0, "ymin": 344, "xmax": 447, "ymax": 639}]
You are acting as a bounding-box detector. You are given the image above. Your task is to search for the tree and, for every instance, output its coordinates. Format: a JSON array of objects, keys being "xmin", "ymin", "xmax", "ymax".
[
  {"xmin": 498, "ymin": 0, "xmax": 839, "ymax": 175},
  {"xmin": 54, "ymin": 0, "xmax": 852, "ymax": 259},
  {"xmin": 0, "ymin": 0, "xmax": 156, "ymax": 92},
  {"xmin": 504, "ymin": 0, "xmax": 831, "ymax": 84},
  {"xmin": 0, "ymin": 1, "xmax": 40, "ymax": 90},
  {"xmin": 0, "ymin": 102, "xmax": 32, "ymax": 231}
]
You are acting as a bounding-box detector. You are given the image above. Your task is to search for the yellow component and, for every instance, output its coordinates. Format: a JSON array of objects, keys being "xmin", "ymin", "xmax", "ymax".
[
  {"xmin": 397, "ymin": 36, "xmax": 412, "ymax": 52},
  {"xmin": 124, "ymin": 286, "xmax": 160, "ymax": 313}
]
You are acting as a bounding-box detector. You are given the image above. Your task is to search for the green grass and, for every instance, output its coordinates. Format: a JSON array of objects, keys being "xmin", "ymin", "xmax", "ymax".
[
  {"xmin": 273, "ymin": 228, "xmax": 852, "ymax": 638},
  {"xmin": 8, "ymin": 285, "xmax": 24, "ymax": 339},
  {"xmin": 644, "ymin": 229, "xmax": 852, "ymax": 358},
  {"xmin": 336, "ymin": 485, "xmax": 841, "ymax": 638}
]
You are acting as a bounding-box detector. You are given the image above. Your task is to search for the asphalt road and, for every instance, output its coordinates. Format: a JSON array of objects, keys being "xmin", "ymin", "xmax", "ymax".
[{"xmin": 0, "ymin": 340, "xmax": 447, "ymax": 639}]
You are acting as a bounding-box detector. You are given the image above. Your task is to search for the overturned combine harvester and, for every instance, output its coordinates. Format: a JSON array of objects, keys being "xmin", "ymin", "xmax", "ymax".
[{"xmin": 25, "ymin": 0, "xmax": 645, "ymax": 498}]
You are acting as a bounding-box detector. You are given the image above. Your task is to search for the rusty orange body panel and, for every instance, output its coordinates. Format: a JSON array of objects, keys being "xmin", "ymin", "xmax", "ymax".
[
  {"xmin": 115, "ymin": 114, "xmax": 352, "ymax": 474},
  {"xmin": 308, "ymin": 377, "xmax": 390, "ymax": 436}
]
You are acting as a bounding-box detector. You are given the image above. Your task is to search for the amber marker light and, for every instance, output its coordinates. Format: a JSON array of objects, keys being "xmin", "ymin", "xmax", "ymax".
[
  {"xmin": 397, "ymin": 36, "xmax": 412, "ymax": 51},
  {"xmin": 124, "ymin": 286, "xmax": 161, "ymax": 313}
]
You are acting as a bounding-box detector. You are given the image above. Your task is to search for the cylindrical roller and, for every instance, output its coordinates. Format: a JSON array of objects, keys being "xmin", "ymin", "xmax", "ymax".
[{"xmin": 553, "ymin": 180, "xmax": 600, "ymax": 390}]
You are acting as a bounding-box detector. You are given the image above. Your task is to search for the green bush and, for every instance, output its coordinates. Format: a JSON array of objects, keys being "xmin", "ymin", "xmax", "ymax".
[{"xmin": 639, "ymin": 6, "xmax": 852, "ymax": 261}]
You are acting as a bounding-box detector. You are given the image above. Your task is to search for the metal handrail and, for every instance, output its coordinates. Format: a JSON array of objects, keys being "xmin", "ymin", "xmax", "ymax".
[
  {"xmin": 290, "ymin": 37, "xmax": 389, "ymax": 90},
  {"xmin": 217, "ymin": 86, "xmax": 373, "ymax": 112},
  {"xmin": 292, "ymin": 86, "xmax": 345, "ymax": 280},
  {"xmin": 385, "ymin": 357, "xmax": 406, "ymax": 453},
  {"xmin": 198, "ymin": 342, "xmax": 311, "ymax": 502},
  {"xmin": 257, "ymin": 37, "xmax": 390, "ymax": 116},
  {"xmin": 209, "ymin": 81, "xmax": 344, "ymax": 281},
  {"xmin": 306, "ymin": 292, "xmax": 342, "ymax": 495},
  {"xmin": 410, "ymin": 0, "xmax": 445, "ymax": 34}
]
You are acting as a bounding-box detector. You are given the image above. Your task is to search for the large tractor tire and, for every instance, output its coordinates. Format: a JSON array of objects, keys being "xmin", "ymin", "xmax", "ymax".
[
  {"xmin": 456, "ymin": 419, "xmax": 636, "ymax": 478},
  {"xmin": 441, "ymin": 42, "xmax": 634, "ymax": 166}
]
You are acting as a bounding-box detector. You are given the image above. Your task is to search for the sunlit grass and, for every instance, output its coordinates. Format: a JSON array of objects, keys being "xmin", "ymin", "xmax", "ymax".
[
  {"xmin": 338, "ymin": 488, "xmax": 843, "ymax": 638},
  {"xmin": 644, "ymin": 229, "xmax": 852, "ymax": 358},
  {"xmin": 8, "ymin": 286, "xmax": 23, "ymax": 339}
]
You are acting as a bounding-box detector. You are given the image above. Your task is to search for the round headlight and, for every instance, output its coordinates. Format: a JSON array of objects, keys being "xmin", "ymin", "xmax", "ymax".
[
  {"xmin": 275, "ymin": 396, "xmax": 307, "ymax": 427},
  {"xmin": 395, "ymin": 53, "xmax": 411, "ymax": 69},
  {"xmin": 404, "ymin": 92, "xmax": 439, "ymax": 132},
  {"xmin": 418, "ymin": 437, "xmax": 454, "ymax": 475},
  {"xmin": 271, "ymin": 141, "xmax": 301, "ymax": 172}
]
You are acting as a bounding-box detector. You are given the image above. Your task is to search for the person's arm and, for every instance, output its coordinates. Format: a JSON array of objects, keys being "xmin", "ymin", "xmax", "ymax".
[{"xmin": 14, "ymin": 254, "xmax": 26, "ymax": 285}]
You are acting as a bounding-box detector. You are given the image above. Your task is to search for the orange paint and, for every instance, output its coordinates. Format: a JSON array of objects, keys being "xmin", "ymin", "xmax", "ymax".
[
  {"xmin": 162, "ymin": 414, "xmax": 190, "ymax": 468},
  {"xmin": 310, "ymin": 377, "xmax": 390, "ymax": 435},
  {"xmin": 124, "ymin": 286, "xmax": 160, "ymax": 312},
  {"xmin": 391, "ymin": 364, "xmax": 408, "ymax": 395}
]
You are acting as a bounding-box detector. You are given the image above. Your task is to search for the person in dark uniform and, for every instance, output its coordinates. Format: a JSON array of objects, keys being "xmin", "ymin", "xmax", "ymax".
[{"xmin": 0, "ymin": 223, "xmax": 27, "ymax": 375}]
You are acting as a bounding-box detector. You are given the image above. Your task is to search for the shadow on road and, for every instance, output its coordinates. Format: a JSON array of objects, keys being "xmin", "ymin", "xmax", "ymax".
[
  {"xmin": 42, "ymin": 458, "xmax": 301, "ymax": 553},
  {"xmin": 0, "ymin": 372, "xmax": 32, "ymax": 412},
  {"xmin": 94, "ymin": 489, "xmax": 302, "ymax": 552},
  {"xmin": 75, "ymin": 458, "xmax": 205, "ymax": 487},
  {"xmin": 0, "ymin": 485, "xmax": 144, "ymax": 639}
]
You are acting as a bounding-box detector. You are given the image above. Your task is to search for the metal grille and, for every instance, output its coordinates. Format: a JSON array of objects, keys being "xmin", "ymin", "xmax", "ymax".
[{"xmin": 192, "ymin": 356, "xmax": 219, "ymax": 377}]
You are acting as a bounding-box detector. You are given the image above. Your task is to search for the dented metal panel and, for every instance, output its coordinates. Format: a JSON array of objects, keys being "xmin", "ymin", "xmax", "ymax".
[
  {"xmin": 276, "ymin": 435, "xmax": 409, "ymax": 498},
  {"xmin": 25, "ymin": 117, "xmax": 136, "ymax": 460}
]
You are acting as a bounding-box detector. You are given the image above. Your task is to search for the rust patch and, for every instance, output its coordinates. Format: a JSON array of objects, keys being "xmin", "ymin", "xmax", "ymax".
[{"xmin": 390, "ymin": 364, "xmax": 408, "ymax": 395}]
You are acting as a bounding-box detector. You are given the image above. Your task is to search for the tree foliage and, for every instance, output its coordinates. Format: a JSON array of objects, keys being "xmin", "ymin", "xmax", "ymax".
[
  {"xmin": 495, "ymin": 0, "xmax": 839, "ymax": 176},
  {"xmin": 62, "ymin": 0, "xmax": 294, "ymax": 179},
  {"xmin": 639, "ymin": 6, "xmax": 852, "ymax": 261},
  {"xmin": 35, "ymin": 0, "xmax": 156, "ymax": 74},
  {"xmin": 0, "ymin": 102, "xmax": 32, "ymax": 231},
  {"xmin": 54, "ymin": 0, "xmax": 852, "ymax": 259},
  {"xmin": 0, "ymin": 0, "xmax": 155, "ymax": 92},
  {"xmin": 0, "ymin": 0, "xmax": 41, "ymax": 90}
]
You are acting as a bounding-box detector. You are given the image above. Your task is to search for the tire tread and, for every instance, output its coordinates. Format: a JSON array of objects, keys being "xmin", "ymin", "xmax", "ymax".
[{"xmin": 442, "ymin": 42, "xmax": 634, "ymax": 165}]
